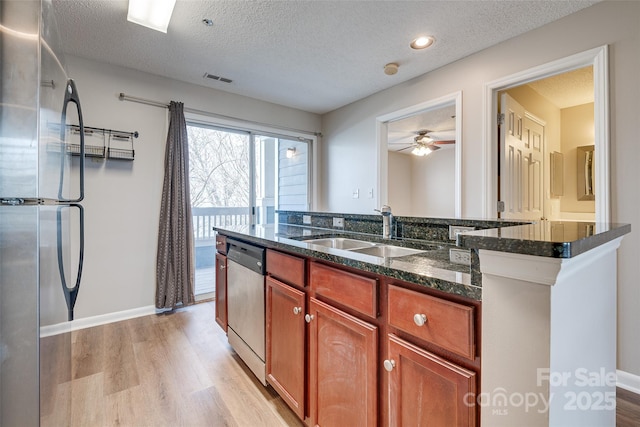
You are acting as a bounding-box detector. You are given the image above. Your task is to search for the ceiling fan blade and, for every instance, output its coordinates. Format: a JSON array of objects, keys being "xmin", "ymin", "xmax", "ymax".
[
  {"xmin": 427, "ymin": 130, "xmax": 456, "ymax": 141},
  {"xmin": 396, "ymin": 145, "xmax": 415, "ymax": 152},
  {"xmin": 432, "ymin": 139, "xmax": 455, "ymax": 145}
]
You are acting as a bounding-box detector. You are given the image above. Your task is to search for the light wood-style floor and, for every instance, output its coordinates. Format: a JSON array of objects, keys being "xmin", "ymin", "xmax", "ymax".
[
  {"xmin": 41, "ymin": 301, "xmax": 640, "ymax": 427},
  {"xmin": 42, "ymin": 301, "xmax": 303, "ymax": 427}
]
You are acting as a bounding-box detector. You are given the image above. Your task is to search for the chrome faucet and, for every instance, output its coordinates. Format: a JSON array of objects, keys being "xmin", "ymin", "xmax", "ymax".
[{"xmin": 375, "ymin": 205, "xmax": 393, "ymax": 239}]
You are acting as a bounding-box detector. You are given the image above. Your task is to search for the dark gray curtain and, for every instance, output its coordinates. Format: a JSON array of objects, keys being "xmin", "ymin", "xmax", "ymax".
[{"xmin": 156, "ymin": 101, "xmax": 194, "ymax": 309}]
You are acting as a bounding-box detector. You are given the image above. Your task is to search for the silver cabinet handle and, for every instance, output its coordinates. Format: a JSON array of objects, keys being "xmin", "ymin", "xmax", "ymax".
[
  {"xmin": 383, "ymin": 359, "xmax": 396, "ymax": 372},
  {"xmin": 413, "ymin": 313, "xmax": 427, "ymax": 327},
  {"xmin": 293, "ymin": 307, "xmax": 302, "ymax": 315},
  {"xmin": 305, "ymin": 314, "xmax": 314, "ymax": 323},
  {"xmin": 220, "ymin": 264, "xmax": 226, "ymax": 270}
]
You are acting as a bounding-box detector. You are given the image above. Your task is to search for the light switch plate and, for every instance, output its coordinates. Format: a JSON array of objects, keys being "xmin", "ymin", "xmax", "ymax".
[
  {"xmin": 333, "ymin": 217, "xmax": 345, "ymax": 228},
  {"xmin": 449, "ymin": 225, "xmax": 475, "ymax": 240},
  {"xmin": 303, "ymin": 215, "xmax": 311, "ymax": 224}
]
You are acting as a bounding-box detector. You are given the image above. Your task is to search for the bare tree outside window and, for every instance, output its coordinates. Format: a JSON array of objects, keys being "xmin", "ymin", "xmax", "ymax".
[{"xmin": 188, "ymin": 126, "xmax": 250, "ymax": 208}]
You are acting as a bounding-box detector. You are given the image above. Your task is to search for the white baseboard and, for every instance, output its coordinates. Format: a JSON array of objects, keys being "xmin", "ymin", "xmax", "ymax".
[
  {"xmin": 195, "ymin": 291, "xmax": 215, "ymax": 302},
  {"xmin": 617, "ymin": 369, "xmax": 640, "ymax": 394},
  {"xmin": 40, "ymin": 305, "xmax": 156, "ymax": 337}
]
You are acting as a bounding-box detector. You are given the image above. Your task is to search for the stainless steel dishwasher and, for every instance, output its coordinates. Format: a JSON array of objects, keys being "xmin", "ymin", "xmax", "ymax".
[{"xmin": 226, "ymin": 238, "xmax": 267, "ymax": 385}]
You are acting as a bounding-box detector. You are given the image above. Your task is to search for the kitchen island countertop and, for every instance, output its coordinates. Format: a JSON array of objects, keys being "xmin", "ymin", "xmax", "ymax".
[
  {"xmin": 213, "ymin": 223, "xmax": 479, "ymax": 300},
  {"xmin": 213, "ymin": 220, "xmax": 631, "ymax": 302},
  {"xmin": 457, "ymin": 221, "xmax": 630, "ymax": 257}
]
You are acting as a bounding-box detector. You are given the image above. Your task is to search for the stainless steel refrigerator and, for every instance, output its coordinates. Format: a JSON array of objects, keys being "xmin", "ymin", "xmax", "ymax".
[{"xmin": 1, "ymin": 1, "xmax": 85, "ymax": 425}]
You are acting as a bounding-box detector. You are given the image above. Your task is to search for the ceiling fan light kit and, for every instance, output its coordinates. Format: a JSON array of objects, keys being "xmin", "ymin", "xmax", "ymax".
[
  {"xmin": 390, "ymin": 129, "xmax": 453, "ymax": 156},
  {"xmin": 411, "ymin": 145, "xmax": 433, "ymax": 156}
]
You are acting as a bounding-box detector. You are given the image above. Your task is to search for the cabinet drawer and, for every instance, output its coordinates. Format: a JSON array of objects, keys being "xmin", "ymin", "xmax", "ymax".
[
  {"xmin": 388, "ymin": 285, "xmax": 475, "ymax": 360},
  {"xmin": 309, "ymin": 263, "xmax": 378, "ymax": 318},
  {"xmin": 215, "ymin": 234, "xmax": 227, "ymax": 255},
  {"xmin": 267, "ymin": 249, "xmax": 306, "ymax": 287}
]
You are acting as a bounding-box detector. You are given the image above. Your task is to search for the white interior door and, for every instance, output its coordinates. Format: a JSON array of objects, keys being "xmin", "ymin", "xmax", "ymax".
[{"xmin": 500, "ymin": 93, "xmax": 544, "ymax": 220}]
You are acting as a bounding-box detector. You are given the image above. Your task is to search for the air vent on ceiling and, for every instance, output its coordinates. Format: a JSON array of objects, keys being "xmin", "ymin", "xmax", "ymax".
[{"xmin": 203, "ymin": 73, "xmax": 233, "ymax": 84}]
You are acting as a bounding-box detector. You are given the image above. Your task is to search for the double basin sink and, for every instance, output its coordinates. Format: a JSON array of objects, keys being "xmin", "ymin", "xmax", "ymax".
[{"xmin": 303, "ymin": 237, "xmax": 432, "ymax": 259}]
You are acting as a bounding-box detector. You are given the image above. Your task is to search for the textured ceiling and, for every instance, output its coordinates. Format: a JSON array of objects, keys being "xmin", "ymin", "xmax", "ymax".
[
  {"xmin": 527, "ymin": 66, "xmax": 594, "ymax": 109},
  {"xmin": 51, "ymin": 0, "xmax": 599, "ymax": 114}
]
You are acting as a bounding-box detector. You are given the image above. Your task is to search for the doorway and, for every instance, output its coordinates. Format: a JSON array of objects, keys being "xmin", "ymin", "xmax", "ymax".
[
  {"xmin": 484, "ymin": 45, "xmax": 609, "ymax": 223},
  {"xmin": 376, "ymin": 91, "xmax": 462, "ymax": 218}
]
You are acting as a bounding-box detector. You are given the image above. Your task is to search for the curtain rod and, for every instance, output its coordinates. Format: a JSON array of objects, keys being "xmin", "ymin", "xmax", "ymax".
[{"xmin": 118, "ymin": 92, "xmax": 322, "ymax": 138}]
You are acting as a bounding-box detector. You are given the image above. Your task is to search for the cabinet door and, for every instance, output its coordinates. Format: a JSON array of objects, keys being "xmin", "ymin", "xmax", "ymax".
[
  {"xmin": 386, "ymin": 334, "xmax": 476, "ymax": 427},
  {"xmin": 266, "ymin": 277, "xmax": 306, "ymax": 420},
  {"xmin": 215, "ymin": 253, "xmax": 227, "ymax": 332},
  {"xmin": 308, "ymin": 297, "xmax": 378, "ymax": 427}
]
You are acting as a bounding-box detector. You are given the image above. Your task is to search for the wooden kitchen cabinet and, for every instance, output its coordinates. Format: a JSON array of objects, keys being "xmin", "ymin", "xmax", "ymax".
[
  {"xmin": 267, "ymin": 249, "xmax": 305, "ymax": 288},
  {"xmin": 214, "ymin": 252, "xmax": 227, "ymax": 332},
  {"xmin": 215, "ymin": 233, "xmax": 227, "ymax": 255},
  {"xmin": 265, "ymin": 277, "xmax": 306, "ymax": 421},
  {"xmin": 386, "ymin": 334, "xmax": 476, "ymax": 427},
  {"xmin": 387, "ymin": 284, "xmax": 475, "ymax": 360},
  {"xmin": 308, "ymin": 297, "xmax": 378, "ymax": 427}
]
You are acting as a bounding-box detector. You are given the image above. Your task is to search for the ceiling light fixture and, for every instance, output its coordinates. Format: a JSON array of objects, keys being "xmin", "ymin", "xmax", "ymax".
[
  {"xmin": 410, "ymin": 130, "xmax": 438, "ymax": 156},
  {"xmin": 411, "ymin": 145, "xmax": 433, "ymax": 157},
  {"xmin": 127, "ymin": 0, "xmax": 176, "ymax": 33},
  {"xmin": 410, "ymin": 36, "xmax": 435, "ymax": 50}
]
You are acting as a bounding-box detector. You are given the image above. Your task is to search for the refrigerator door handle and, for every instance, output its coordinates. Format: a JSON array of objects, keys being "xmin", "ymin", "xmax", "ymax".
[
  {"xmin": 56, "ymin": 203, "xmax": 84, "ymax": 321},
  {"xmin": 59, "ymin": 79, "xmax": 85, "ymax": 203}
]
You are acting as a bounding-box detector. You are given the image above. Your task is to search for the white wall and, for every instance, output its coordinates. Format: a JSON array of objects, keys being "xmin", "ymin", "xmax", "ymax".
[
  {"xmin": 320, "ymin": 1, "xmax": 640, "ymax": 377},
  {"xmin": 387, "ymin": 151, "xmax": 412, "ymax": 214},
  {"xmin": 66, "ymin": 56, "xmax": 320, "ymax": 320},
  {"xmin": 410, "ymin": 148, "xmax": 455, "ymax": 217},
  {"xmin": 561, "ymin": 103, "xmax": 596, "ymax": 214},
  {"xmin": 388, "ymin": 149, "xmax": 456, "ymax": 218}
]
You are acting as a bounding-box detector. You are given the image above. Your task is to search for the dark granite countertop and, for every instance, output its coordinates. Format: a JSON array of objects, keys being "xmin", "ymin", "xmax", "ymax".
[
  {"xmin": 213, "ymin": 223, "xmax": 480, "ymax": 300},
  {"xmin": 214, "ymin": 220, "xmax": 630, "ymax": 301},
  {"xmin": 457, "ymin": 221, "xmax": 631, "ymax": 258}
]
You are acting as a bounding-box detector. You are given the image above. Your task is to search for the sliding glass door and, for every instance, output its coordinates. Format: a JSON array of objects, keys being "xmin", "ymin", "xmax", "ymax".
[
  {"xmin": 187, "ymin": 123, "xmax": 311, "ymax": 295},
  {"xmin": 187, "ymin": 124, "xmax": 250, "ymax": 296}
]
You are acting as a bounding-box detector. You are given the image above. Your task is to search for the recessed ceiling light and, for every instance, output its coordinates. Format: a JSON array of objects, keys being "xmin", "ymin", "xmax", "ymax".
[{"xmin": 410, "ymin": 36, "xmax": 435, "ymax": 50}]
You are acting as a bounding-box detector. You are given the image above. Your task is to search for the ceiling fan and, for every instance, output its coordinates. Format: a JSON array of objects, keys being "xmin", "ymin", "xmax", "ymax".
[{"xmin": 396, "ymin": 129, "xmax": 455, "ymax": 156}]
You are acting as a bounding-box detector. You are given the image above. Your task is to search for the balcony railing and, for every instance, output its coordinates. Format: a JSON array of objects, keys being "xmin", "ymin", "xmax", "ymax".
[{"xmin": 192, "ymin": 206, "xmax": 250, "ymax": 242}]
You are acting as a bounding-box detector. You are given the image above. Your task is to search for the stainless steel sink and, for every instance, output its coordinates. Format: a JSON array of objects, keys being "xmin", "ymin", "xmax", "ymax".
[
  {"xmin": 349, "ymin": 245, "xmax": 426, "ymax": 258},
  {"xmin": 304, "ymin": 237, "xmax": 377, "ymax": 250}
]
